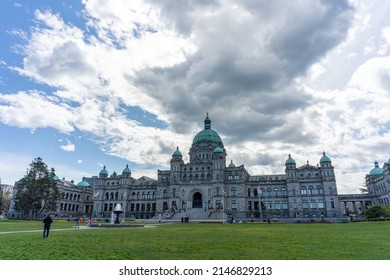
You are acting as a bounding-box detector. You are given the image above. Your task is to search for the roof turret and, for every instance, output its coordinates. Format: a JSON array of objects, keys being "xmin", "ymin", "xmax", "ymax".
[{"xmin": 369, "ymin": 161, "xmax": 383, "ymax": 176}]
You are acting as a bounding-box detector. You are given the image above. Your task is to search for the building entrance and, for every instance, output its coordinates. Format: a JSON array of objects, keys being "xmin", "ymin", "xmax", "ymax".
[{"xmin": 192, "ymin": 192, "xmax": 203, "ymax": 208}]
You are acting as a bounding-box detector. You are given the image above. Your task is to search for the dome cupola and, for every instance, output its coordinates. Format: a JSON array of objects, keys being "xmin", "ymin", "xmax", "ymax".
[
  {"xmin": 285, "ymin": 154, "xmax": 296, "ymax": 165},
  {"xmin": 320, "ymin": 152, "xmax": 331, "ymax": 163},
  {"xmin": 122, "ymin": 164, "xmax": 131, "ymax": 175},
  {"xmin": 76, "ymin": 179, "xmax": 90, "ymax": 188},
  {"xmin": 369, "ymin": 161, "xmax": 383, "ymax": 176},
  {"xmin": 192, "ymin": 113, "xmax": 223, "ymax": 145},
  {"xmin": 172, "ymin": 147, "xmax": 182, "ymax": 157}
]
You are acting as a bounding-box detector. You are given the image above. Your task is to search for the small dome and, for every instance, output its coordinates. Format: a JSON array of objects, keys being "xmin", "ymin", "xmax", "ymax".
[
  {"xmin": 172, "ymin": 147, "xmax": 182, "ymax": 157},
  {"xmin": 122, "ymin": 164, "xmax": 131, "ymax": 175},
  {"xmin": 369, "ymin": 161, "xmax": 383, "ymax": 176},
  {"xmin": 76, "ymin": 180, "xmax": 90, "ymax": 188},
  {"xmin": 52, "ymin": 175, "xmax": 59, "ymax": 181},
  {"xmin": 213, "ymin": 146, "xmax": 223, "ymax": 153},
  {"xmin": 99, "ymin": 166, "xmax": 108, "ymax": 175},
  {"xmin": 285, "ymin": 154, "xmax": 296, "ymax": 165},
  {"xmin": 228, "ymin": 160, "xmax": 236, "ymax": 168},
  {"xmin": 320, "ymin": 152, "xmax": 331, "ymax": 163}
]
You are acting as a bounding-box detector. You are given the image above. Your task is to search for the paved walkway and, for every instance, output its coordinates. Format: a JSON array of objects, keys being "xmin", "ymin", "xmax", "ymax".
[{"xmin": 0, "ymin": 225, "xmax": 91, "ymax": 235}]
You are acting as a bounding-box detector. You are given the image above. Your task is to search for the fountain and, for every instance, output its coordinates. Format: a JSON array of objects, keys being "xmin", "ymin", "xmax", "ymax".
[{"xmin": 113, "ymin": 203, "xmax": 123, "ymax": 224}]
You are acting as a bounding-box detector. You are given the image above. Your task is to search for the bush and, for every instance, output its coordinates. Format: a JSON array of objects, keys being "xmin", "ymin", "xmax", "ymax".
[{"xmin": 365, "ymin": 205, "xmax": 390, "ymax": 219}]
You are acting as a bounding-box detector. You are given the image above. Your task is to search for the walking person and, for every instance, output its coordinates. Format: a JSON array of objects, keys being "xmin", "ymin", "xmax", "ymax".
[{"xmin": 43, "ymin": 214, "xmax": 53, "ymax": 238}]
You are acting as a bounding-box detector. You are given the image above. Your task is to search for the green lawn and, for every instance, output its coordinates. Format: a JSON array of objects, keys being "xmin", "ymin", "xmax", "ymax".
[{"xmin": 1, "ymin": 220, "xmax": 390, "ymax": 260}]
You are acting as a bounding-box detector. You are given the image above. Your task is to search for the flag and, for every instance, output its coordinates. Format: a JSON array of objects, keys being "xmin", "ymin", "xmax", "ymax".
[
  {"xmin": 257, "ymin": 187, "xmax": 262, "ymax": 196},
  {"xmin": 93, "ymin": 191, "xmax": 99, "ymax": 198}
]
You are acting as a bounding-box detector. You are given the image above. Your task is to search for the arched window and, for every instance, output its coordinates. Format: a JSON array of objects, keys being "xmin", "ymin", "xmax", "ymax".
[
  {"xmin": 253, "ymin": 188, "xmax": 258, "ymax": 197},
  {"xmin": 110, "ymin": 192, "xmax": 114, "ymax": 200},
  {"xmin": 316, "ymin": 186, "xmax": 323, "ymax": 195},
  {"xmin": 267, "ymin": 188, "xmax": 272, "ymax": 197},
  {"xmin": 136, "ymin": 192, "xmax": 140, "ymax": 199},
  {"xmin": 207, "ymin": 173, "xmax": 211, "ymax": 180},
  {"xmin": 281, "ymin": 188, "xmax": 287, "ymax": 196},
  {"xmin": 163, "ymin": 189, "xmax": 168, "ymax": 198},
  {"xmin": 131, "ymin": 192, "xmax": 136, "ymax": 199},
  {"xmin": 308, "ymin": 186, "xmax": 314, "ymax": 195},
  {"xmin": 189, "ymin": 174, "xmax": 193, "ymax": 181},
  {"xmin": 301, "ymin": 186, "xmax": 307, "ymax": 195},
  {"xmin": 183, "ymin": 174, "xmax": 187, "ymax": 181},
  {"xmin": 147, "ymin": 192, "xmax": 151, "ymax": 199},
  {"xmin": 142, "ymin": 192, "xmax": 146, "ymax": 199},
  {"xmin": 195, "ymin": 174, "xmax": 199, "ymax": 181},
  {"xmin": 152, "ymin": 191, "xmax": 157, "ymax": 199},
  {"xmin": 105, "ymin": 192, "xmax": 109, "ymax": 200},
  {"xmin": 230, "ymin": 187, "xmax": 237, "ymax": 196},
  {"xmin": 274, "ymin": 188, "xmax": 279, "ymax": 197},
  {"xmin": 69, "ymin": 194, "xmax": 73, "ymax": 200},
  {"xmin": 201, "ymin": 173, "xmax": 205, "ymax": 180},
  {"xmin": 115, "ymin": 192, "xmax": 119, "ymax": 200}
]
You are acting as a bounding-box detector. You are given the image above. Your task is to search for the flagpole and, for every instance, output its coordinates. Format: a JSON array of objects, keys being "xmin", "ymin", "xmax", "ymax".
[{"xmin": 258, "ymin": 187, "xmax": 263, "ymax": 222}]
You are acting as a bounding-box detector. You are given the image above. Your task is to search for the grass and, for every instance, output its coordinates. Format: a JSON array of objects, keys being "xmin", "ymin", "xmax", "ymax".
[{"xmin": 1, "ymin": 220, "xmax": 390, "ymax": 260}]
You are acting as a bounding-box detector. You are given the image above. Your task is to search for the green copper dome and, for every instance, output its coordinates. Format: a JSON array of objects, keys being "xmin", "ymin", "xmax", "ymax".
[
  {"xmin": 285, "ymin": 154, "xmax": 296, "ymax": 165},
  {"xmin": 172, "ymin": 147, "xmax": 182, "ymax": 157},
  {"xmin": 99, "ymin": 166, "xmax": 108, "ymax": 176},
  {"xmin": 213, "ymin": 146, "xmax": 223, "ymax": 153},
  {"xmin": 76, "ymin": 180, "xmax": 90, "ymax": 188},
  {"xmin": 228, "ymin": 160, "xmax": 236, "ymax": 168},
  {"xmin": 192, "ymin": 114, "xmax": 222, "ymax": 144},
  {"xmin": 122, "ymin": 164, "xmax": 131, "ymax": 175},
  {"xmin": 369, "ymin": 161, "xmax": 383, "ymax": 176},
  {"xmin": 320, "ymin": 152, "xmax": 331, "ymax": 163}
]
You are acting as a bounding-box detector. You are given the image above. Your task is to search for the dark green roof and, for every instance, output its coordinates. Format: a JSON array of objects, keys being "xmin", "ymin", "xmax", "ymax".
[
  {"xmin": 192, "ymin": 114, "xmax": 222, "ymax": 144},
  {"xmin": 76, "ymin": 180, "xmax": 90, "ymax": 188},
  {"xmin": 122, "ymin": 164, "xmax": 131, "ymax": 174},
  {"xmin": 369, "ymin": 161, "xmax": 383, "ymax": 176},
  {"xmin": 320, "ymin": 152, "xmax": 331, "ymax": 163},
  {"xmin": 285, "ymin": 154, "xmax": 296, "ymax": 165},
  {"xmin": 99, "ymin": 166, "xmax": 108, "ymax": 175}
]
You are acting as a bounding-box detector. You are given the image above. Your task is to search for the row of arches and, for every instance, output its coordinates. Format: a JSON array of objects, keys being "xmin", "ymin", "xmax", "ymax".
[{"xmin": 62, "ymin": 192, "xmax": 81, "ymax": 201}]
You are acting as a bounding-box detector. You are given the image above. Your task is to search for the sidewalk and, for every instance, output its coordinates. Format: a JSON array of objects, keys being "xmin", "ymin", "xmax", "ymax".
[{"xmin": 0, "ymin": 225, "xmax": 91, "ymax": 235}]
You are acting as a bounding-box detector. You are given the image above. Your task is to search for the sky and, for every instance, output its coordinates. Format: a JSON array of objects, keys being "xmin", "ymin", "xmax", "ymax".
[{"xmin": 0, "ymin": 0, "xmax": 390, "ymax": 194}]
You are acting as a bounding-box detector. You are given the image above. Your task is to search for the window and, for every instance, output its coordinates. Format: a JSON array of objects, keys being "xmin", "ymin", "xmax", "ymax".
[
  {"xmin": 282, "ymin": 201, "xmax": 288, "ymax": 209},
  {"xmin": 330, "ymin": 198, "xmax": 335, "ymax": 208},
  {"xmin": 152, "ymin": 192, "xmax": 157, "ymax": 199},
  {"xmin": 292, "ymin": 199, "xmax": 297, "ymax": 209},
  {"xmin": 274, "ymin": 201, "xmax": 280, "ymax": 209},
  {"xmin": 267, "ymin": 188, "xmax": 272, "ymax": 197},
  {"xmin": 181, "ymin": 189, "xmax": 185, "ymax": 197},
  {"xmin": 137, "ymin": 192, "xmax": 141, "ymax": 199},
  {"xmin": 301, "ymin": 186, "xmax": 307, "ymax": 195},
  {"xmin": 274, "ymin": 188, "xmax": 279, "ymax": 196},
  {"xmin": 302, "ymin": 200, "xmax": 309, "ymax": 208},
  {"xmin": 208, "ymin": 188, "xmax": 211, "ymax": 197},
  {"xmin": 316, "ymin": 186, "xmax": 323, "ymax": 195},
  {"xmin": 231, "ymin": 200, "xmax": 237, "ymax": 210},
  {"xmin": 267, "ymin": 201, "xmax": 273, "ymax": 209},
  {"xmin": 318, "ymin": 200, "xmax": 324, "ymax": 208},
  {"xmin": 281, "ymin": 188, "xmax": 287, "ymax": 196},
  {"xmin": 308, "ymin": 186, "xmax": 314, "ymax": 195},
  {"xmin": 231, "ymin": 187, "xmax": 237, "ymax": 196},
  {"xmin": 310, "ymin": 199, "xmax": 316, "ymax": 208},
  {"xmin": 292, "ymin": 189, "xmax": 296, "ymax": 196}
]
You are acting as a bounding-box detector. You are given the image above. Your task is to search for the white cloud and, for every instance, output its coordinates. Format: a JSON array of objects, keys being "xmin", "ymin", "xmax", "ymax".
[{"xmin": 2, "ymin": 0, "xmax": 390, "ymax": 194}]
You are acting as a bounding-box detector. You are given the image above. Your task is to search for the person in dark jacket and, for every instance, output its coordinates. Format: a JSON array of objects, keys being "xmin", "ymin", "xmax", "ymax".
[{"xmin": 43, "ymin": 214, "xmax": 53, "ymax": 238}]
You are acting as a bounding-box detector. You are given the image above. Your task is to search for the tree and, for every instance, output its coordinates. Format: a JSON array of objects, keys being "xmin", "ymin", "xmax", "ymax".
[
  {"xmin": 359, "ymin": 183, "xmax": 368, "ymax": 194},
  {"xmin": 13, "ymin": 158, "xmax": 61, "ymax": 219},
  {"xmin": 0, "ymin": 188, "xmax": 12, "ymax": 215}
]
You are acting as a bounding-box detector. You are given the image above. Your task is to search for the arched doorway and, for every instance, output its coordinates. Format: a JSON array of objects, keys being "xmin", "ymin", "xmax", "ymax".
[{"xmin": 192, "ymin": 192, "xmax": 203, "ymax": 208}]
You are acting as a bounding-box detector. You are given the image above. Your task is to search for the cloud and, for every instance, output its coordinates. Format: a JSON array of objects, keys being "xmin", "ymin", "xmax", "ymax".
[{"xmin": 2, "ymin": 0, "xmax": 390, "ymax": 193}]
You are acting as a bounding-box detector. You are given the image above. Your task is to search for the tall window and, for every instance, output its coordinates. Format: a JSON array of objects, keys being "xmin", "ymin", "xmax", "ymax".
[
  {"xmin": 302, "ymin": 200, "xmax": 309, "ymax": 208},
  {"xmin": 281, "ymin": 188, "xmax": 287, "ymax": 196},
  {"xmin": 301, "ymin": 186, "xmax": 307, "ymax": 195},
  {"xmin": 231, "ymin": 187, "xmax": 237, "ymax": 196},
  {"xmin": 310, "ymin": 199, "xmax": 316, "ymax": 208},
  {"xmin": 318, "ymin": 200, "xmax": 324, "ymax": 208},
  {"xmin": 316, "ymin": 186, "xmax": 323, "ymax": 195},
  {"xmin": 231, "ymin": 200, "xmax": 237, "ymax": 210},
  {"xmin": 308, "ymin": 186, "xmax": 314, "ymax": 195}
]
